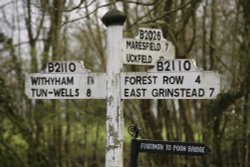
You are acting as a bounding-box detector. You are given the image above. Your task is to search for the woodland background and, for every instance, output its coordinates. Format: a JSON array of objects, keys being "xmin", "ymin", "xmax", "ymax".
[{"xmin": 0, "ymin": 0, "xmax": 250, "ymax": 167}]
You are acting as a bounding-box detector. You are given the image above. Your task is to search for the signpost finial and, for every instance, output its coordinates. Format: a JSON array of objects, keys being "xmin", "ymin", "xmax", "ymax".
[{"xmin": 102, "ymin": 9, "xmax": 126, "ymax": 27}]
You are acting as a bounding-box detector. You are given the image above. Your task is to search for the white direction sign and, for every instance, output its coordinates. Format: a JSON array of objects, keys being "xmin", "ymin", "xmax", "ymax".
[
  {"xmin": 122, "ymin": 28, "xmax": 175, "ymax": 65},
  {"xmin": 121, "ymin": 59, "xmax": 221, "ymax": 99},
  {"xmin": 25, "ymin": 61, "xmax": 106, "ymax": 99}
]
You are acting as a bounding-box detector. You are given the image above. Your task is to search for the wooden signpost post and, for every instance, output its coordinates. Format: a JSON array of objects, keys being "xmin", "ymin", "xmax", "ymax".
[
  {"xmin": 101, "ymin": 9, "xmax": 126, "ymax": 167},
  {"xmin": 25, "ymin": 9, "xmax": 222, "ymax": 167}
]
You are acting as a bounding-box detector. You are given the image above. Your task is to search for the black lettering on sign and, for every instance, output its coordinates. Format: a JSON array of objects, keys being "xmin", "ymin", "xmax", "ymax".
[
  {"xmin": 157, "ymin": 61, "xmax": 163, "ymax": 71},
  {"xmin": 31, "ymin": 88, "xmax": 48, "ymax": 97},
  {"xmin": 30, "ymin": 76, "xmax": 74, "ymax": 85},
  {"xmin": 162, "ymin": 76, "xmax": 184, "ymax": 84},
  {"xmin": 165, "ymin": 43, "xmax": 169, "ymax": 51},
  {"xmin": 209, "ymin": 88, "xmax": 215, "ymax": 97},
  {"xmin": 124, "ymin": 88, "xmax": 146, "ymax": 97},
  {"xmin": 151, "ymin": 88, "xmax": 205, "ymax": 98},
  {"xmin": 126, "ymin": 40, "xmax": 161, "ymax": 51},
  {"xmin": 157, "ymin": 60, "xmax": 192, "ymax": 72},
  {"xmin": 53, "ymin": 88, "xmax": 79, "ymax": 97},
  {"xmin": 139, "ymin": 29, "xmax": 162, "ymax": 41},
  {"xmin": 87, "ymin": 76, "xmax": 94, "ymax": 85},
  {"xmin": 195, "ymin": 75, "xmax": 201, "ymax": 84},
  {"xmin": 75, "ymin": 89, "xmax": 79, "ymax": 96},
  {"xmin": 86, "ymin": 89, "xmax": 91, "ymax": 97},
  {"xmin": 48, "ymin": 62, "xmax": 76, "ymax": 73},
  {"xmin": 124, "ymin": 75, "xmax": 158, "ymax": 85},
  {"xmin": 182, "ymin": 60, "xmax": 191, "ymax": 71},
  {"xmin": 126, "ymin": 54, "xmax": 152, "ymax": 64}
]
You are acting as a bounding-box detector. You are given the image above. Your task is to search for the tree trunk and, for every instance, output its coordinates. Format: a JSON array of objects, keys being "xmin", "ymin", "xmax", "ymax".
[{"xmin": 50, "ymin": 1, "xmax": 65, "ymax": 166}]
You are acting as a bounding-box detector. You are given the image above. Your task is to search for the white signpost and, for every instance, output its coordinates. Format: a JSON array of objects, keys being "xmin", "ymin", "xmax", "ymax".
[
  {"xmin": 25, "ymin": 61, "xmax": 106, "ymax": 99},
  {"xmin": 101, "ymin": 9, "xmax": 126, "ymax": 167},
  {"xmin": 121, "ymin": 59, "xmax": 221, "ymax": 99},
  {"xmin": 24, "ymin": 9, "xmax": 222, "ymax": 167},
  {"xmin": 122, "ymin": 28, "xmax": 175, "ymax": 65}
]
